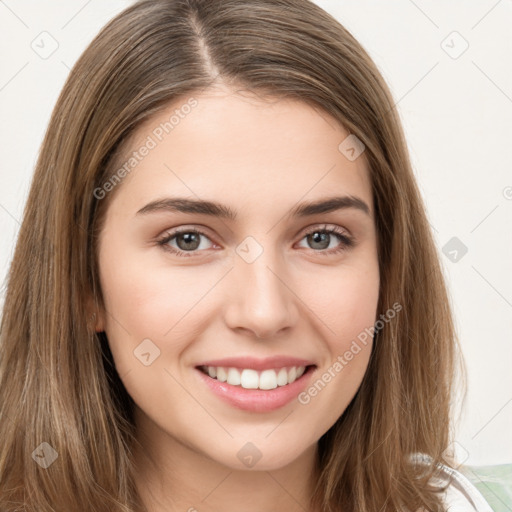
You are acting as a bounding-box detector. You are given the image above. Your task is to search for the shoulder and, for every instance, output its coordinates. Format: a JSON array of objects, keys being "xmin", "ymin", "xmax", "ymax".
[{"xmin": 410, "ymin": 453, "xmax": 495, "ymax": 512}]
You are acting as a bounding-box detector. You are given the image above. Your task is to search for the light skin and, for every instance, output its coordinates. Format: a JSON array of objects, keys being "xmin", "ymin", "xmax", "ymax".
[{"xmin": 94, "ymin": 84, "xmax": 380, "ymax": 512}]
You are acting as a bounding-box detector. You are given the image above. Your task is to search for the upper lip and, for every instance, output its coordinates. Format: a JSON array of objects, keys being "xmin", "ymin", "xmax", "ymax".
[{"xmin": 195, "ymin": 356, "xmax": 316, "ymax": 372}]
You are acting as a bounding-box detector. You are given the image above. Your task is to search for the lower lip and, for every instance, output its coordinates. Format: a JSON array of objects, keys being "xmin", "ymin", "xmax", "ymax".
[{"xmin": 194, "ymin": 366, "xmax": 316, "ymax": 412}]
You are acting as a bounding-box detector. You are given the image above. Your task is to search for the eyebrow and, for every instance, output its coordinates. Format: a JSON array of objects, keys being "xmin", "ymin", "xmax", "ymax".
[{"xmin": 135, "ymin": 195, "xmax": 371, "ymax": 220}]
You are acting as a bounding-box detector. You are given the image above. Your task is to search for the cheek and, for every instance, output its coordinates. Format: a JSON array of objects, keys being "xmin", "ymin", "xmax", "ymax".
[
  {"xmin": 99, "ymin": 247, "xmax": 213, "ymax": 332},
  {"xmin": 98, "ymin": 244, "xmax": 227, "ymax": 375},
  {"xmin": 293, "ymin": 262, "xmax": 379, "ymax": 414},
  {"xmin": 97, "ymin": 249, "xmax": 209, "ymax": 409},
  {"xmin": 299, "ymin": 260, "xmax": 380, "ymax": 347}
]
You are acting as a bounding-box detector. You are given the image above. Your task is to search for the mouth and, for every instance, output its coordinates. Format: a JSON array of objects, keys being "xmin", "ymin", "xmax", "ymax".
[
  {"xmin": 194, "ymin": 363, "xmax": 317, "ymax": 412},
  {"xmin": 196, "ymin": 364, "xmax": 313, "ymax": 390}
]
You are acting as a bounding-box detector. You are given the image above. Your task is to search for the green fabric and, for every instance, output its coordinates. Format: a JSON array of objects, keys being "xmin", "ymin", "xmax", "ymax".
[{"xmin": 460, "ymin": 464, "xmax": 512, "ymax": 512}]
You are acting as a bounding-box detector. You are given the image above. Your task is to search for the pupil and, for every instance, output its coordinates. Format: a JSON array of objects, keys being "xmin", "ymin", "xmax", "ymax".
[
  {"xmin": 309, "ymin": 232, "xmax": 329, "ymax": 250},
  {"xmin": 178, "ymin": 232, "xmax": 200, "ymax": 250}
]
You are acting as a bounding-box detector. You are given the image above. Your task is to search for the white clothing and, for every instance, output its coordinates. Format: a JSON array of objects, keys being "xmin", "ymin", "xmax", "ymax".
[{"xmin": 411, "ymin": 453, "xmax": 495, "ymax": 511}]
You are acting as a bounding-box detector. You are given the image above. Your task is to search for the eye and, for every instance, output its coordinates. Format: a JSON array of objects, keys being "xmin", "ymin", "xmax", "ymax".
[
  {"xmin": 157, "ymin": 228, "xmax": 216, "ymax": 257},
  {"xmin": 296, "ymin": 224, "xmax": 355, "ymax": 255},
  {"xmin": 156, "ymin": 224, "xmax": 355, "ymax": 258}
]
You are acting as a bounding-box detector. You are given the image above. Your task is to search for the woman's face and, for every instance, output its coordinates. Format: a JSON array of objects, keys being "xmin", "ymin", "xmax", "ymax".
[{"xmin": 96, "ymin": 86, "xmax": 380, "ymax": 471}]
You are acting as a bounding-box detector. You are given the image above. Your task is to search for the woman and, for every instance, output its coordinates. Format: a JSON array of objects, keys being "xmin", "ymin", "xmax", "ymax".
[{"xmin": 0, "ymin": 0, "xmax": 494, "ymax": 511}]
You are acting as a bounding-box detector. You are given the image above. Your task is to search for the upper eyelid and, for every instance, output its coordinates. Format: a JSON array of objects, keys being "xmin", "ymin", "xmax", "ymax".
[{"xmin": 302, "ymin": 223, "xmax": 351, "ymax": 236}]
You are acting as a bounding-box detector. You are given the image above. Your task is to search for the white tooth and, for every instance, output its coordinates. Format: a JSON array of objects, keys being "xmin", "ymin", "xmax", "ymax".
[
  {"xmin": 287, "ymin": 366, "xmax": 297, "ymax": 384},
  {"xmin": 216, "ymin": 367, "xmax": 227, "ymax": 382},
  {"xmin": 208, "ymin": 366, "xmax": 217, "ymax": 378},
  {"xmin": 226, "ymin": 368, "xmax": 241, "ymax": 386},
  {"xmin": 259, "ymin": 369, "xmax": 278, "ymax": 390},
  {"xmin": 240, "ymin": 369, "xmax": 259, "ymax": 389},
  {"xmin": 276, "ymin": 367, "xmax": 288, "ymax": 386},
  {"xmin": 296, "ymin": 366, "xmax": 305, "ymax": 378}
]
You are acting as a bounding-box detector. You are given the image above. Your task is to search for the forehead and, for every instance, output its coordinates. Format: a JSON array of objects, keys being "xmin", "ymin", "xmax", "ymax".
[{"xmin": 106, "ymin": 87, "xmax": 373, "ymax": 218}]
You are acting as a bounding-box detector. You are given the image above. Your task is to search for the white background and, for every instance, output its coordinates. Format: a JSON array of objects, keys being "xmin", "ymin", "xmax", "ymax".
[{"xmin": 0, "ymin": 0, "xmax": 511, "ymax": 466}]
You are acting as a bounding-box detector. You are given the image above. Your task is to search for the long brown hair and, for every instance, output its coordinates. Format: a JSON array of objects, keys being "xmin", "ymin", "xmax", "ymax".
[{"xmin": 0, "ymin": 0, "xmax": 465, "ymax": 510}]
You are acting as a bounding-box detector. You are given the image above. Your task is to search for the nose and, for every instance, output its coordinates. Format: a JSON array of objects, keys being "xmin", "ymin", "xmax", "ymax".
[{"xmin": 223, "ymin": 247, "xmax": 299, "ymax": 339}]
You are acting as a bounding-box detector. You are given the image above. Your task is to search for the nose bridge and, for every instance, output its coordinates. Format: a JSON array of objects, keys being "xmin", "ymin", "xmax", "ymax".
[{"xmin": 224, "ymin": 235, "xmax": 297, "ymax": 337}]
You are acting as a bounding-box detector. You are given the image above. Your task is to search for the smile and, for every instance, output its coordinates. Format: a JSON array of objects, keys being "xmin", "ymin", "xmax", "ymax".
[
  {"xmin": 198, "ymin": 365, "xmax": 306, "ymax": 390},
  {"xmin": 194, "ymin": 362, "xmax": 317, "ymax": 412}
]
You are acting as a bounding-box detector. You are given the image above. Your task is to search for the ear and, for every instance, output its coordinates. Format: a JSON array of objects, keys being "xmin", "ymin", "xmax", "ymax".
[
  {"xmin": 86, "ymin": 296, "xmax": 106, "ymax": 333},
  {"xmin": 93, "ymin": 310, "xmax": 106, "ymax": 333}
]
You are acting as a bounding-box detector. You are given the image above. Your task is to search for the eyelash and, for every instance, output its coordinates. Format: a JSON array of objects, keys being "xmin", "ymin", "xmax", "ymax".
[{"xmin": 156, "ymin": 225, "xmax": 355, "ymax": 258}]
